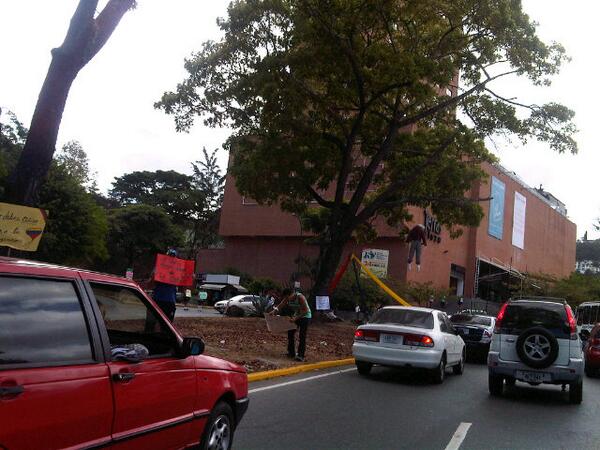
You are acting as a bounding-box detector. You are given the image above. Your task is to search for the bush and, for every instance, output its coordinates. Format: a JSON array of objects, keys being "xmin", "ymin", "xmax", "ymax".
[
  {"xmin": 331, "ymin": 272, "xmax": 409, "ymax": 311},
  {"xmin": 220, "ymin": 267, "xmax": 282, "ymax": 296}
]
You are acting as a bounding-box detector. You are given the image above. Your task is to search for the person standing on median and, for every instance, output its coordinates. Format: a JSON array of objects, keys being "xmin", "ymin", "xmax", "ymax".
[{"xmin": 272, "ymin": 288, "xmax": 312, "ymax": 362}]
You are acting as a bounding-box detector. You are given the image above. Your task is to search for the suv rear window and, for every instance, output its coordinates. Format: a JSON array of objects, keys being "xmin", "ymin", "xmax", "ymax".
[
  {"xmin": 450, "ymin": 314, "xmax": 492, "ymax": 326},
  {"xmin": 501, "ymin": 302, "xmax": 569, "ymax": 338},
  {"xmin": 370, "ymin": 309, "xmax": 434, "ymax": 329}
]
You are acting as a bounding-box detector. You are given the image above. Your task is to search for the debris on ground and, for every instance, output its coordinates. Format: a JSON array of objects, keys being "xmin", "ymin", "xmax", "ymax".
[{"xmin": 175, "ymin": 317, "xmax": 356, "ymax": 373}]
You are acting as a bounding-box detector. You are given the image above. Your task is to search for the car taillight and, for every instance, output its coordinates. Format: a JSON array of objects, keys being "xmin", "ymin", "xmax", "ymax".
[
  {"xmin": 565, "ymin": 305, "xmax": 577, "ymax": 339},
  {"xmin": 404, "ymin": 333, "xmax": 434, "ymax": 347},
  {"xmin": 354, "ymin": 329, "xmax": 379, "ymax": 342},
  {"xmin": 494, "ymin": 302, "xmax": 508, "ymax": 333}
]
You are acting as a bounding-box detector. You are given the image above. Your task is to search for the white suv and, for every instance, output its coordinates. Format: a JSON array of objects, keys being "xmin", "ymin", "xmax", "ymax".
[{"xmin": 487, "ymin": 299, "xmax": 584, "ymax": 404}]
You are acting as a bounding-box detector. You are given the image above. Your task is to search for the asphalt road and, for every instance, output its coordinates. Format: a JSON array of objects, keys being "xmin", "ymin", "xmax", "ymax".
[{"xmin": 235, "ymin": 362, "xmax": 600, "ymax": 450}]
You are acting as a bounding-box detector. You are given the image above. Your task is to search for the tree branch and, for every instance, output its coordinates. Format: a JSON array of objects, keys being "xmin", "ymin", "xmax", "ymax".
[
  {"xmin": 85, "ymin": 0, "xmax": 136, "ymax": 65},
  {"xmin": 304, "ymin": 183, "xmax": 335, "ymax": 208},
  {"xmin": 484, "ymin": 88, "xmax": 538, "ymax": 111},
  {"xmin": 395, "ymin": 69, "xmax": 521, "ymax": 129},
  {"xmin": 352, "ymin": 136, "xmax": 457, "ymax": 225},
  {"xmin": 59, "ymin": 0, "xmax": 99, "ymax": 57}
]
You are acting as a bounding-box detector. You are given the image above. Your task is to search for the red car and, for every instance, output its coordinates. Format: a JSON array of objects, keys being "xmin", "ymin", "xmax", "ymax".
[
  {"xmin": 0, "ymin": 257, "xmax": 248, "ymax": 450},
  {"xmin": 584, "ymin": 324, "xmax": 600, "ymax": 377}
]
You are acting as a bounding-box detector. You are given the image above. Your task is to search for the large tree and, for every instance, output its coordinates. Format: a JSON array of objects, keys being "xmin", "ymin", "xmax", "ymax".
[
  {"xmin": 1, "ymin": 112, "xmax": 108, "ymax": 265},
  {"xmin": 6, "ymin": 0, "xmax": 136, "ymax": 205},
  {"xmin": 109, "ymin": 170, "xmax": 205, "ymax": 226},
  {"xmin": 189, "ymin": 147, "xmax": 226, "ymax": 252},
  {"xmin": 157, "ymin": 0, "xmax": 577, "ymax": 297},
  {"xmin": 105, "ymin": 204, "xmax": 184, "ymax": 274}
]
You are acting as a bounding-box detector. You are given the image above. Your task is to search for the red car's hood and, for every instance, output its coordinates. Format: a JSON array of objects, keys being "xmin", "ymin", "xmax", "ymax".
[{"xmin": 195, "ymin": 354, "xmax": 247, "ymax": 373}]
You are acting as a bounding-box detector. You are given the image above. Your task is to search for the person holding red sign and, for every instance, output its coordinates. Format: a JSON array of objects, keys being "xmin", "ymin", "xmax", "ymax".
[{"xmin": 152, "ymin": 248, "xmax": 179, "ymax": 322}]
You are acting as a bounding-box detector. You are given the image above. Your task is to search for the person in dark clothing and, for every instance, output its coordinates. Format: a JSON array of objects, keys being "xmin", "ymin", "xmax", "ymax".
[
  {"xmin": 272, "ymin": 288, "xmax": 312, "ymax": 362},
  {"xmin": 406, "ymin": 224, "xmax": 427, "ymax": 272}
]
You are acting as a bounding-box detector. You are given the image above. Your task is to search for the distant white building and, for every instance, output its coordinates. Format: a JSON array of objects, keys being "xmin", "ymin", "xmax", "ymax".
[{"xmin": 576, "ymin": 260, "xmax": 600, "ymax": 274}]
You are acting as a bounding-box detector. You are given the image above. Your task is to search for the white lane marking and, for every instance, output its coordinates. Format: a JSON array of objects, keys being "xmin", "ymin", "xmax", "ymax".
[
  {"xmin": 444, "ymin": 422, "xmax": 472, "ymax": 450},
  {"xmin": 249, "ymin": 368, "xmax": 356, "ymax": 394}
]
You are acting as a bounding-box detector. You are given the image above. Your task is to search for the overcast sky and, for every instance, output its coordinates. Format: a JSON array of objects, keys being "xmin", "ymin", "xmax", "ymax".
[{"xmin": 0, "ymin": 1, "xmax": 598, "ymax": 239}]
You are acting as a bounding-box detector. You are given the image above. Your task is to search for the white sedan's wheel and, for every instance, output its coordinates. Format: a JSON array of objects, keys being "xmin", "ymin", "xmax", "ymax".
[
  {"xmin": 453, "ymin": 349, "xmax": 465, "ymax": 375},
  {"xmin": 432, "ymin": 356, "xmax": 446, "ymax": 384}
]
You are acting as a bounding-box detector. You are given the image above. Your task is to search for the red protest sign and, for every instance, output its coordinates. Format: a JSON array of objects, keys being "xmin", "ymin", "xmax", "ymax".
[{"xmin": 153, "ymin": 254, "xmax": 195, "ymax": 286}]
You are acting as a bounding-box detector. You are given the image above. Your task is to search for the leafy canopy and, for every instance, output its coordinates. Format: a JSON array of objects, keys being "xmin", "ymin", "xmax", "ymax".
[
  {"xmin": 110, "ymin": 170, "xmax": 205, "ymax": 226},
  {"xmin": 105, "ymin": 204, "xmax": 184, "ymax": 271},
  {"xmin": 158, "ymin": 0, "xmax": 575, "ymax": 230},
  {"xmin": 157, "ymin": 0, "xmax": 576, "ymax": 287}
]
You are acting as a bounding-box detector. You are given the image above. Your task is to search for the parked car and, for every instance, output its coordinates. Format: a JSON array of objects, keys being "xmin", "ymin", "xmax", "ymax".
[
  {"xmin": 0, "ymin": 257, "xmax": 248, "ymax": 450},
  {"xmin": 583, "ymin": 323, "xmax": 600, "ymax": 377},
  {"xmin": 352, "ymin": 306, "xmax": 465, "ymax": 383},
  {"xmin": 488, "ymin": 299, "xmax": 583, "ymax": 404},
  {"xmin": 450, "ymin": 313, "xmax": 495, "ymax": 356},
  {"xmin": 215, "ymin": 298, "xmax": 230, "ymax": 314},
  {"xmin": 216, "ymin": 295, "xmax": 273, "ymax": 317}
]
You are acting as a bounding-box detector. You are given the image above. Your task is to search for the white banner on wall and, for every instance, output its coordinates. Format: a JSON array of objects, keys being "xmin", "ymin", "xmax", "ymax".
[{"xmin": 512, "ymin": 192, "xmax": 527, "ymax": 249}]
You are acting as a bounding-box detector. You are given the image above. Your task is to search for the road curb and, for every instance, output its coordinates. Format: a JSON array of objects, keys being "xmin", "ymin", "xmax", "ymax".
[{"xmin": 248, "ymin": 358, "xmax": 355, "ymax": 383}]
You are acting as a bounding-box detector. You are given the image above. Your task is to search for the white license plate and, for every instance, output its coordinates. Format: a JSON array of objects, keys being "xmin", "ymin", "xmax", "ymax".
[
  {"xmin": 516, "ymin": 370, "xmax": 551, "ymax": 383},
  {"xmin": 381, "ymin": 334, "xmax": 402, "ymax": 345},
  {"xmin": 460, "ymin": 328, "xmax": 470, "ymax": 335}
]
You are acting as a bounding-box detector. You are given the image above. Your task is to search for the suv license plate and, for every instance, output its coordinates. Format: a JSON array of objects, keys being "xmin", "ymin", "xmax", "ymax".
[
  {"xmin": 516, "ymin": 370, "xmax": 551, "ymax": 383},
  {"xmin": 381, "ymin": 334, "xmax": 402, "ymax": 345}
]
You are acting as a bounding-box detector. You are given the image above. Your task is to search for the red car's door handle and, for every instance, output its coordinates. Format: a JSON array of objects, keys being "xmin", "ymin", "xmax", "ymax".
[
  {"xmin": 112, "ymin": 372, "xmax": 136, "ymax": 383},
  {"xmin": 0, "ymin": 385, "xmax": 24, "ymax": 399}
]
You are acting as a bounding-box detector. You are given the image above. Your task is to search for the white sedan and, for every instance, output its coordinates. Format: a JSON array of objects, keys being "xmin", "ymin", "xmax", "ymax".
[
  {"xmin": 214, "ymin": 295, "xmax": 267, "ymax": 316},
  {"xmin": 352, "ymin": 306, "xmax": 466, "ymax": 383}
]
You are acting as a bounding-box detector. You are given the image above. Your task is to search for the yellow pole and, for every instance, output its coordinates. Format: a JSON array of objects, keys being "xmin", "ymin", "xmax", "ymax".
[{"xmin": 351, "ymin": 254, "xmax": 412, "ymax": 307}]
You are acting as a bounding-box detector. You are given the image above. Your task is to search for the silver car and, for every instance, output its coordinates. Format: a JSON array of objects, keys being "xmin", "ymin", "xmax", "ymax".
[
  {"xmin": 488, "ymin": 299, "xmax": 584, "ymax": 404},
  {"xmin": 352, "ymin": 306, "xmax": 466, "ymax": 383}
]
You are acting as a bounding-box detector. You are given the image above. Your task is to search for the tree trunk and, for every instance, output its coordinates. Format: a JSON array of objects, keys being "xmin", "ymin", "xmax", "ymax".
[
  {"xmin": 5, "ymin": 0, "xmax": 135, "ymax": 206},
  {"xmin": 311, "ymin": 236, "xmax": 348, "ymax": 303},
  {"xmin": 6, "ymin": 54, "xmax": 81, "ymax": 205}
]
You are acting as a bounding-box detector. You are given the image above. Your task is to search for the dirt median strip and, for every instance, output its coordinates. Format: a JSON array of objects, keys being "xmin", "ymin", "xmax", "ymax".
[{"xmin": 248, "ymin": 357, "xmax": 356, "ymax": 382}]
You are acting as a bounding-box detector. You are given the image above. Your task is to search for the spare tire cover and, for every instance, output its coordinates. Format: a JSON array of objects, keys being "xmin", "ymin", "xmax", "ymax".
[{"xmin": 516, "ymin": 326, "xmax": 559, "ymax": 369}]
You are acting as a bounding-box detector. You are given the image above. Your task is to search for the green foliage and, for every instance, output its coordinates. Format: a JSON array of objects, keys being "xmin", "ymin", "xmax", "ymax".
[
  {"xmin": 110, "ymin": 170, "xmax": 205, "ymax": 225},
  {"xmin": 247, "ymin": 276, "xmax": 282, "ymax": 295},
  {"xmin": 0, "ymin": 109, "xmax": 27, "ymax": 199},
  {"xmin": 105, "ymin": 204, "xmax": 184, "ymax": 274},
  {"xmin": 1, "ymin": 112, "xmax": 108, "ymax": 267},
  {"xmin": 576, "ymin": 239, "xmax": 600, "ymax": 264},
  {"xmin": 189, "ymin": 148, "xmax": 226, "ymax": 250},
  {"xmin": 331, "ymin": 272, "xmax": 407, "ymax": 311},
  {"xmin": 55, "ymin": 140, "xmax": 97, "ymax": 191},
  {"xmin": 218, "ymin": 266, "xmax": 282, "ymax": 294},
  {"xmin": 551, "ymin": 273, "xmax": 600, "ymax": 307},
  {"xmin": 36, "ymin": 164, "xmax": 109, "ymax": 267},
  {"xmin": 158, "ymin": 0, "xmax": 576, "ymax": 291}
]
